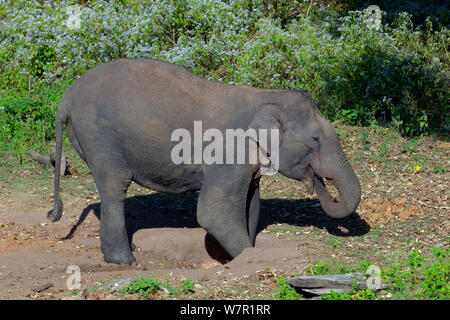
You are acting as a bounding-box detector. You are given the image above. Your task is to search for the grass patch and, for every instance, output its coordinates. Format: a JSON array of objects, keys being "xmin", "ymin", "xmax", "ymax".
[
  {"xmin": 119, "ymin": 276, "xmax": 196, "ymax": 299},
  {"xmin": 303, "ymin": 247, "xmax": 449, "ymax": 300},
  {"xmin": 274, "ymin": 276, "xmax": 303, "ymax": 300}
]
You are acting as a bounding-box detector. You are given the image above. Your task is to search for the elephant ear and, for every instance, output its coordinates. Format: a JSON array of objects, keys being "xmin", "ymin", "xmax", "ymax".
[{"xmin": 248, "ymin": 103, "xmax": 283, "ymax": 175}]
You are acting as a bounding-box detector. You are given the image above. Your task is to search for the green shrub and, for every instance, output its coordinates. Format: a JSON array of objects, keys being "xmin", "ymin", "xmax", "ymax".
[
  {"xmin": 0, "ymin": 0, "xmax": 448, "ymax": 158},
  {"xmin": 377, "ymin": 0, "xmax": 449, "ymax": 30},
  {"xmin": 231, "ymin": 11, "xmax": 448, "ymax": 135},
  {"xmin": 0, "ymin": 87, "xmax": 66, "ymax": 161}
]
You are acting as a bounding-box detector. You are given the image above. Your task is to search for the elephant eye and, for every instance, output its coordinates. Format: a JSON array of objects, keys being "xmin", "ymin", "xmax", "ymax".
[{"xmin": 308, "ymin": 136, "xmax": 320, "ymax": 149}]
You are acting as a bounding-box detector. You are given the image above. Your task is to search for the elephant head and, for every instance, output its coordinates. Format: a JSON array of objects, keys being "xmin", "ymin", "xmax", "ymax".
[{"xmin": 249, "ymin": 91, "xmax": 361, "ymax": 219}]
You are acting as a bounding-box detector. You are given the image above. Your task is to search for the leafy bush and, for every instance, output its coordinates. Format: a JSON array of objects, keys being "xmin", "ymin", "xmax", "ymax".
[
  {"xmin": 0, "ymin": 0, "xmax": 448, "ymax": 158},
  {"xmin": 0, "ymin": 87, "xmax": 65, "ymax": 161},
  {"xmin": 375, "ymin": 0, "xmax": 449, "ymax": 30},
  {"xmin": 232, "ymin": 11, "xmax": 448, "ymax": 135}
]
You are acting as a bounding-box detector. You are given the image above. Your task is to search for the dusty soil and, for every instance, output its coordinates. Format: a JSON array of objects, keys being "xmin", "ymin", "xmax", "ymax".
[{"xmin": 0, "ymin": 196, "xmax": 327, "ymax": 300}]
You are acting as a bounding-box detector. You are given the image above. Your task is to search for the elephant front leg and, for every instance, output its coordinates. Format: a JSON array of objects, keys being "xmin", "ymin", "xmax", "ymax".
[
  {"xmin": 197, "ymin": 166, "xmax": 254, "ymax": 258},
  {"xmin": 247, "ymin": 177, "xmax": 260, "ymax": 246}
]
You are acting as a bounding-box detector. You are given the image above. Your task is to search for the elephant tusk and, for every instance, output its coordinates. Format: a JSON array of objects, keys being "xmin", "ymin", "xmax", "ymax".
[{"xmin": 303, "ymin": 166, "xmax": 315, "ymax": 195}]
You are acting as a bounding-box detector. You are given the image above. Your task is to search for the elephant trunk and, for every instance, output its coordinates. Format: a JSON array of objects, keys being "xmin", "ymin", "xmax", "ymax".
[{"xmin": 314, "ymin": 145, "xmax": 361, "ymax": 219}]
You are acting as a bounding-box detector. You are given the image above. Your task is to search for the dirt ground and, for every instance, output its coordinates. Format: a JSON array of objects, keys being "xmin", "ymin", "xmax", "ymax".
[
  {"xmin": 0, "ymin": 124, "xmax": 448, "ymax": 300},
  {"xmin": 0, "ymin": 188, "xmax": 334, "ymax": 299},
  {"xmin": 0, "ymin": 196, "xmax": 328, "ymax": 300}
]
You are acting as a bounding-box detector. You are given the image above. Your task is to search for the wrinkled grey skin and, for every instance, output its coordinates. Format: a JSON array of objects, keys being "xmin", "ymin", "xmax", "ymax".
[{"xmin": 49, "ymin": 59, "xmax": 361, "ymax": 265}]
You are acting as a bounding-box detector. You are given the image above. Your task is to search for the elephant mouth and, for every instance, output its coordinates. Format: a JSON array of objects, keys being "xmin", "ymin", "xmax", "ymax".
[
  {"xmin": 313, "ymin": 174, "xmax": 338, "ymax": 201},
  {"xmin": 303, "ymin": 165, "xmax": 334, "ymax": 194},
  {"xmin": 308, "ymin": 164, "xmax": 360, "ymax": 219},
  {"xmin": 302, "ymin": 165, "xmax": 315, "ymax": 195},
  {"xmin": 306, "ymin": 166, "xmax": 337, "ymax": 201}
]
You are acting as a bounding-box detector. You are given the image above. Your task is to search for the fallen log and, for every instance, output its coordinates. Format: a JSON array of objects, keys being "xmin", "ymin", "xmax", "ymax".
[
  {"xmin": 28, "ymin": 147, "xmax": 67, "ymax": 176},
  {"xmin": 287, "ymin": 272, "xmax": 391, "ymax": 296},
  {"xmin": 28, "ymin": 150, "xmax": 52, "ymax": 167}
]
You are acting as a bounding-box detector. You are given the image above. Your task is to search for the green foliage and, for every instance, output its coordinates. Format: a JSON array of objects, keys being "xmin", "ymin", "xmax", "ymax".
[
  {"xmin": 306, "ymin": 249, "xmax": 449, "ymax": 300},
  {"xmin": 383, "ymin": 263, "xmax": 408, "ymax": 292},
  {"xmin": 231, "ymin": 10, "xmax": 449, "ymax": 136},
  {"xmin": 274, "ymin": 276, "xmax": 302, "ymax": 300},
  {"xmin": 381, "ymin": 250, "xmax": 426, "ymax": 296},
  {"xmin": 408, "ymin": 250, "xmax": 425, "ymax": 281},
  {"xmin": 0, "ymin": 87, "xmax": 66, "ymax": 162},
  {"xmin": 433, "ymin": 164, "xmax": 448, "ymax": 174},
  {"xmin": 322, "ymin": 288, "xmax": 376, "ymax": 300},
  {"xmin": 121, "ymin": 276, "xmax": 196, "ymax": 298},
  {"xmin": 304, "ymin": 262, "xmax": 332, "ymax": 275},
  {"xmin": 162, "ymin": 278, "xmax": 179, "ymax": 296},
  {"xmin": 329, "ymin": 239, "xmax": 342, "ymax": 249},
  {"xmin": 180, "ymin": 279, "xmax": 195, "ymax": 294},
  {"xmin": 305, "ymin": 259, "xmax": 372, "ymax": 276},
  {"xmin": 377, "ymin": 0, "xmax": 449, "ymax": 30},
  {"xmin": 69, "ymin": 290, "xmax": 81, "ymax": 296},
  {"xmin": 0, "ymin": 0, "xmax": 449, "ymax": 157},
  {"xmin": 377, "ymin": 140, "xmax": 389, "ymax": 160},
  {"xmin": 121, "ymin": 277, "xmax": 163, "ymax": 298},
  {"xmin": 421, "ymin": 247, "xmax": 449, "ymax": 299},
  {"xmin": 402, "ymin": 139, "xmax": 419, "ymax": 155},
  {"xmin": 382, "ymin": 248, "xmax": 450, "ymax": 299},
  {"xmin": 359, "ymin": 130, "xmax": 369, "ymax": 141},
  {"xmin": 408, "ymin": 155, "xmax": 427, "ymax": 173}
]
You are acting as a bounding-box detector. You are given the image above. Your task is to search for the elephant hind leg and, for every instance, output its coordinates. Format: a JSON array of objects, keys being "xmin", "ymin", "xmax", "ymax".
[
  {"xmin": 66, "ymin": 119, "xmax": 86, "ymax": 162},
  {"xmin": 94, "ymin": 170, "xmax": 135, "ymax": 265},
  {"xmin": 82, "ymin": 142, "xmax": 135, "ymax": 265}
]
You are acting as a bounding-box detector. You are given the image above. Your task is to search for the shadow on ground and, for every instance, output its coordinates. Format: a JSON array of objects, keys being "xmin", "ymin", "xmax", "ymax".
[{"xmin": 63, "ymin": 192, "xmax": 370, "ymax": 245}]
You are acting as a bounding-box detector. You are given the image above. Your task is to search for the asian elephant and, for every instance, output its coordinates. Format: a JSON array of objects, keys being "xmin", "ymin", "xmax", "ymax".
[{"xmin": 48, "ymin": 59, "xmax": 361, "ymax": 265}]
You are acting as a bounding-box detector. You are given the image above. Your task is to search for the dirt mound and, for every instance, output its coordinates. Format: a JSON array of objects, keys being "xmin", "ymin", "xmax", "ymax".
[
  {"xmin": 132, "ymin": 227, "xmax": 316, "ymax": 280},
  {"xmin": 360, "ymin": 197, "xmax": 420, "ymax": 227}
]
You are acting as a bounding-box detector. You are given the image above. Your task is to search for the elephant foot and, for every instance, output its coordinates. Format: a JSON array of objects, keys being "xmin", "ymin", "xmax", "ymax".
[
  {"xmin": 103, "ymin": 250, "xmax": 137, "ymax": 266},
  {"xmin": 47, "ymin": 199, "xmax": 63, "ymax": 222},
  {"xmin": 204, "ymin": 233, "xmax": 232, "ymax": 264}
]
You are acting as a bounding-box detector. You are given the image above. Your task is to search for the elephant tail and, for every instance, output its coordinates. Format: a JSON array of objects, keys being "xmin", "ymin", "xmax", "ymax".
[{"xmin": 47, "ymin": 111, "xmax": 65, "ymax": 222}]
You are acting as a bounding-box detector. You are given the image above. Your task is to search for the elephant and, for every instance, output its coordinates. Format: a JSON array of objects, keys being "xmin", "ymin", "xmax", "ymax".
[{"xmin": 48, "ymin": 58, "xmax": 361, "ymax": 265}]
